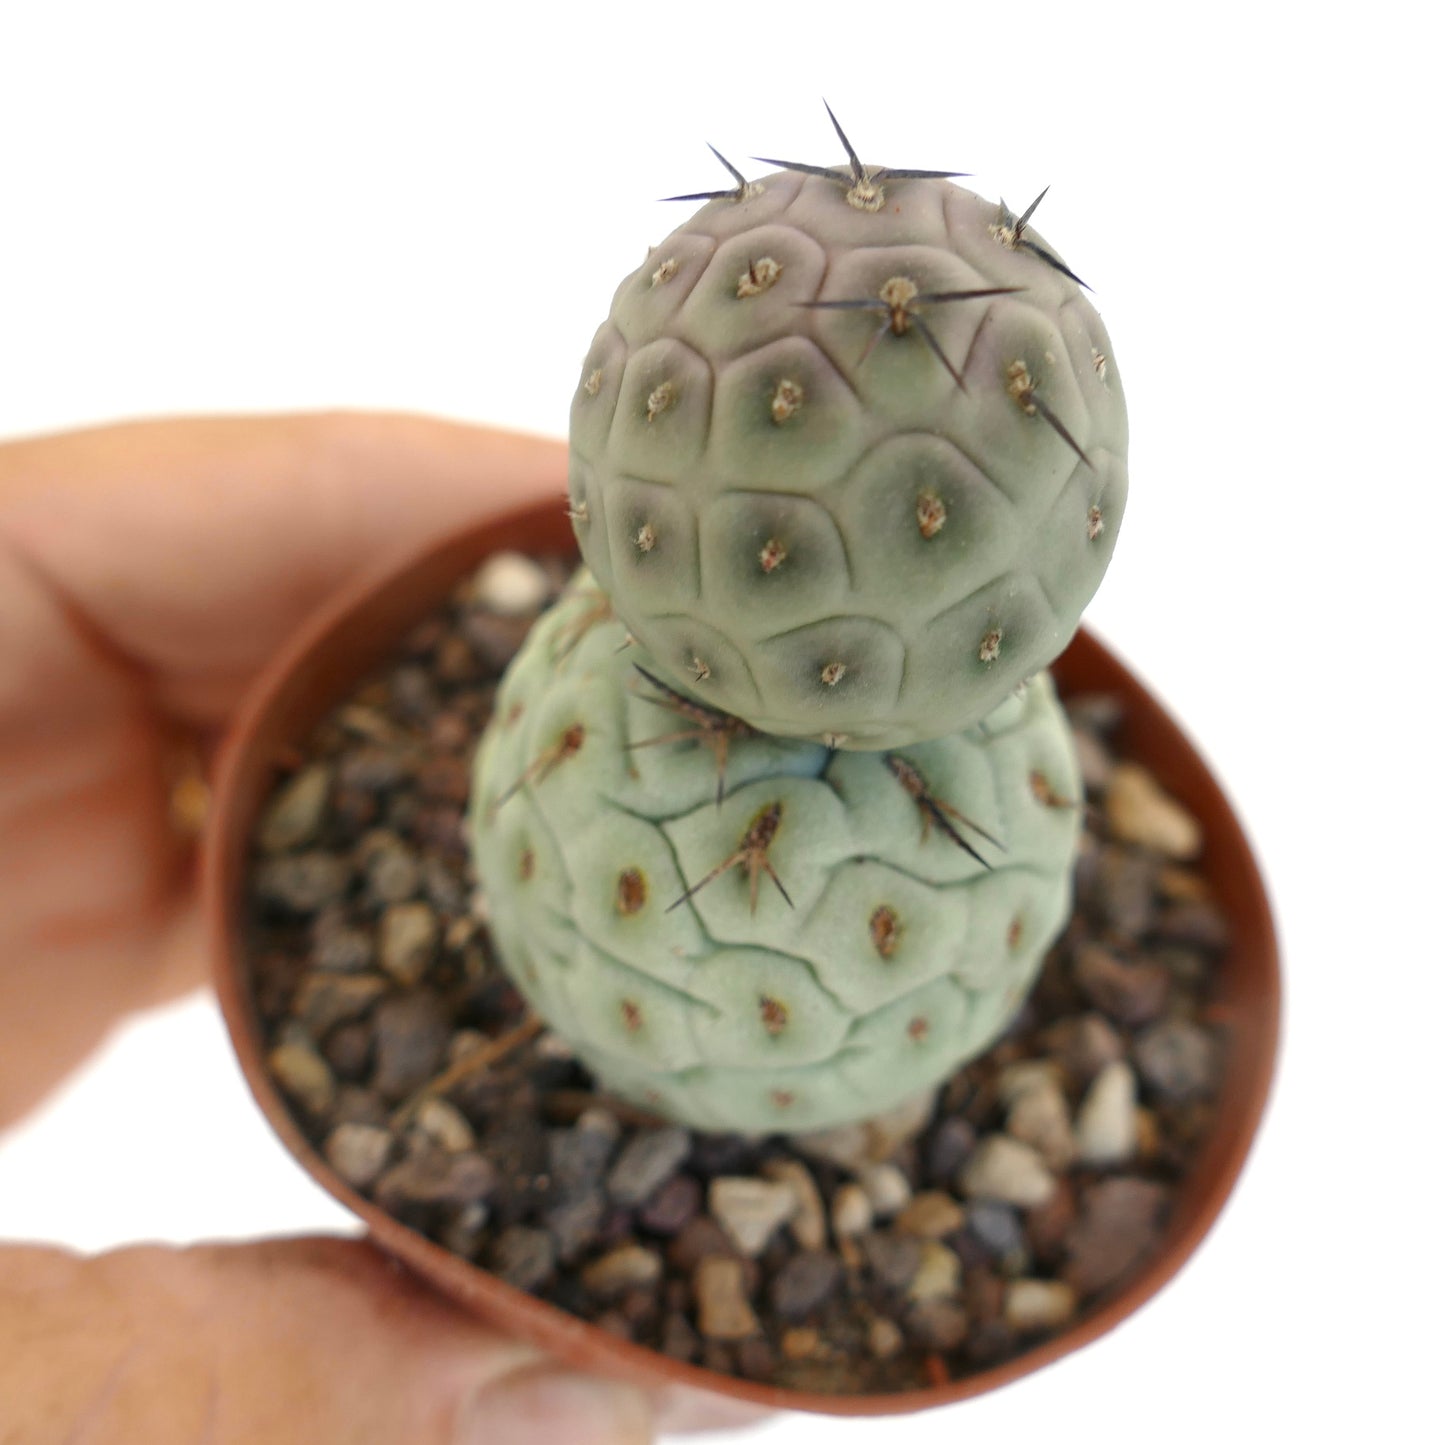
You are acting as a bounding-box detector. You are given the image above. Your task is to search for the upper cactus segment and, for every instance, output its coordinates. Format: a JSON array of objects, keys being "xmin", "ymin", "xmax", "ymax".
[{"xmin": 569, "ymin": 110, "xmax": 1127, "ymax": 750}]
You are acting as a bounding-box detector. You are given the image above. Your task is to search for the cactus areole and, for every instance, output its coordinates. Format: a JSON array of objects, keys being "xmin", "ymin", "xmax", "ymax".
[{"xmin": 473, "ymin": 109, "xmax": 1126, "ymax": 1134}]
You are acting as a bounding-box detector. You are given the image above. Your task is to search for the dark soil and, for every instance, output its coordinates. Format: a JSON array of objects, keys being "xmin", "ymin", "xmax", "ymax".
[{"xmin": 243, "ymin": 553, "xmax": 1229, "ymax": 1396}]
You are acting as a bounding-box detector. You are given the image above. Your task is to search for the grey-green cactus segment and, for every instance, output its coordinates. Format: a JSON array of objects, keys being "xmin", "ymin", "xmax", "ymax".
[
  {"xmin": 568, "ymin": 168, "xmax": 1126, "ymax": 750},
  {"xmin": 468, "ymin": 573, "xmax": 1082, "ymax": 1135}
]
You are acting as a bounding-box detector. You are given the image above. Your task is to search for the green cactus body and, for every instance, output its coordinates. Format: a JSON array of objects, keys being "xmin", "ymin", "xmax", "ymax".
[
  {"xmin": 469, "ymin": 574, "xmax": 1081, "ymax": 1134},
  {"xmin": 568, "ymin": 168, "xmax": 1126, "ymax": 750}
]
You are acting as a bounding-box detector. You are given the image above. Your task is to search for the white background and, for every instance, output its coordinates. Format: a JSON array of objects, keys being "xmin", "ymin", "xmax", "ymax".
[{"xmin": 1, "ymin": 3, "xmax": 1440, "ymax": 1442}]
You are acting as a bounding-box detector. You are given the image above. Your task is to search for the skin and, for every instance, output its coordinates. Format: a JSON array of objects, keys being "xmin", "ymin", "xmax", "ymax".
[{"xmin": 0, "ymin": 413, "xmax": 765, "ymax": 1444}]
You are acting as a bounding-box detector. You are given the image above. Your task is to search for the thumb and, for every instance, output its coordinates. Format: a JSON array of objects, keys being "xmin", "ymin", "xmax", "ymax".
[{"xmin": 0, "ymin": 1237, "xmax": 655, "ymax": 1444}]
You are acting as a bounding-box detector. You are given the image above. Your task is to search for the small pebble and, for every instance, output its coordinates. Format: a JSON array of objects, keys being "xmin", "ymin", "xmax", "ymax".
[
  {"xmin": 491, "ymin": 1226, "xmax": 556, "ymax": 1291},
  {"xmin": 372, "ymin": 990, "xmax": 452, "ymax": 1102},
  {"xmin": 792, "ymin": 1122, "xmax": 869, "ymax": 1173},
  {"xmin": 413, "ymin": 1097, "xmax": 476, "ymax": 1153},
  {"xmin": 925, "ymin": 1118, "xmax": 976, "ymax": 1184},
  {"xmin": 829, "ymin": 1183, "xmax": 873, "ymax": 1240},
  {"xmin": 967, "ymin": 1199, "xmax": 1027, "ymax": 1261},
  {"xmin": 543, "ymin": 1190, "xmax": 606, "ymax": 1264},
  {"xmin": 470, "ymin": 551, "xmax": 552, "ymax": 616},
  {"xmin": 1004, "ymin": 1279, "xmax": 1078, "ymax": 1333},
  {"xmin": 1025, "ymin": 1183, "xmax": 1078, "ymax": 1266},
  {"xmin": 375, "ymin": 1149, "xmax": 496, "ymax": 1208},
  {"xmin": 780, "ymin": 1327, "xmax": 821, "ymax": 1362},
  {"xmin": 440, "ymin": 1201, "xmax": 490, "ymax": 1258},
  {"xmin": 362, "ymin": 835, "xmax": 421, "ymax": 906},
  {"xmin": 548, "ymin": 1110, "xmax": 621, "ymax": 1195},
  {"xmin": 958, "ymin": 1136, "xmax": 1057, "ymax": 1208},
  {"xmin": 323, "ymin": 1121, "xmax": 393, "ymax": 1188},
  {"xmin": 996, "ymin": 1060, "xmax": 1063, "ymax": 1105},
  {"xmin": 668, "ymin": 1217, "xmax": 742, "ymax": 1275},
  {"xmin": 1135, "ymin": 1018, "xmax": 1218, "ymax": 1102},
  {"xmin": 377, "ymin": 901, "xmax": 438, "ymax": 986},
  {"xmin": 257, "ymin": 764, "xmax": 333, "ymax": 853},
  {"xmin": 1105, "ymin": 764, "xmax": 1203, "ymax": 859},
  {"xmin": 867, "ymin": 1316, "xmax": 905, "ymax": 1361},
  {"xmin": 1075, "ymin": 1061, "xmax": 1138, "ymax": 1167},
  {"xmin": 907, "ymin": 1240, "xmax": 961, "ymax": 1303},
  {"xmin": 292, "ymin": 972, "xmax": 387, "ymax": 1037},
  {"xmin": 1043, "ymin": 1012, "xmax": 1126, "ymax": 1085},
  {"xmin": 311, "ymin": 909, "xmax": 374, "ymax": 973},
  {"xmin": 1152, "ymin": 898, "xmax": 1231, "ymax": 952},
  {"xmin": 1073, "ymin": 944, "xmax": 1171, "ymax": 1028},
  {"xmin": 607, "ymin": 1126, "xmax": 691, "ymax": 1207},
  {"xmin": 769, "ymin": 1250, "xmax": 843, "ymax": 1321},
  {"xmin": 255, "ymin": 852, "xmax": 351, "ymax": 914},
  {"xmin": 859, "ymin": 1233, "xmax": 923, "ymax": 1295},
  {"xmin": 695, "ymin": 1257, "xmax": 760, "ymax": 1340},
  {"xmin": 709, "ymin": 1178, "xmax": 796, "ymax": 1257},
  {"xmin": 894, "ymin": 1191, "xmax": 966, "ymax": 1240},
  {"xmin": 904, "ymin": 1299, "xmax": 970, "ymax": 1351},
  {"xmin": 859, "ymin": 1162, "xmax": 912, "ymax": 1220},
  {"xmin": 761, "ymin": 1159, "xmax": 827, "ymax": 1252},
  {"xmin": 661, "ymin": 1311, "xmax": 700, "ymax": 1362},
  {"xmin": 267, "ymin": 1040, "xmax": 336, "ymax": 1116},
  {"xmin": 1006, "ymin": 1078, "xmax": 1077, "ymax": 1172},
  {"xmin": 1065, "ymin": 1178, "xmax": 1170, "ymax": 1296},
  {"xmin": 581, "ymin": 1244, "xmax": 663, "ymax": 1299},
  {"xmin": 638, "ymin": 1174, "xmax": 701, "ymax": 1236},
  {"xmin": 1089, "ymin": 845, "xmax": 1155, "ymax": 939}
]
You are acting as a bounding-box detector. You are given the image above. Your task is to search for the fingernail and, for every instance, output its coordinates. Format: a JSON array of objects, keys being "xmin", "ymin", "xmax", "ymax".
[{"xmin": 458, "ymin": 1368, "xmax": 653, "ymax": 1445}]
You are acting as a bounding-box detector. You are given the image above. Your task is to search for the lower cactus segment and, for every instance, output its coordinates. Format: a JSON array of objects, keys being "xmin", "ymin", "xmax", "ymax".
[{"xmin": 468, "ymin": 572, "xmax": 1081, "ymax": 1134}]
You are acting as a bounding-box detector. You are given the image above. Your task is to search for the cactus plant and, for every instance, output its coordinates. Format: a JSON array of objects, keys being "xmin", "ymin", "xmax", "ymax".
[
  {"xmin": 567, "ymin": 105, "xmax": 1127, "ymax": 749},
  {"xmin": 468, "ymin": 107, "xmax": 1127, "ymax": 1135},
  {"xmin": 468, "ymin": 572, "xmax": 1081, "ymax": 1134}
]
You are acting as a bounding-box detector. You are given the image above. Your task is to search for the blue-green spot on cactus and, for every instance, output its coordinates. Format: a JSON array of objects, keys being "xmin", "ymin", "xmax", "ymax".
[
  {"xmin": 468, "ymin": 572, "xmax": 1082, "ymax": 1135},
  {"xmin": 568, "ymin": 107, "xmax": 1126, "ymax": 750}
]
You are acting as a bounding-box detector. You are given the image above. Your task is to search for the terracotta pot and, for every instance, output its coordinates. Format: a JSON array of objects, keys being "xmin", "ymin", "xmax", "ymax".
[{"xmin": 204, "ymin": 494, "xmax": 1281, "ymax": 1417}]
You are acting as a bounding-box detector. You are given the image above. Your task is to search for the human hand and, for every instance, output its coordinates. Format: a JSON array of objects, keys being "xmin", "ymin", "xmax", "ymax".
[{"xmin": 0, "ymin": 414, "xmax": 763, "ymax": 1443}]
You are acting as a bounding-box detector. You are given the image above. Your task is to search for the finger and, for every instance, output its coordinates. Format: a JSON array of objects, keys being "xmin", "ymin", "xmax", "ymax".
[
  {"xmin": 0, "ymin": 1236, "xmax": 654, "ymax": 1445},
  {"xmin": 0, "ymin": 410, "xmax": 568, "ymax": 728}
]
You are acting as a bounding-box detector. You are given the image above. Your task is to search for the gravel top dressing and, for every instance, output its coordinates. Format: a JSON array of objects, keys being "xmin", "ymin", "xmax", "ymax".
[{"xmin": 243, "ymin": 552, "xmax": 1228, "ymax": 1396}]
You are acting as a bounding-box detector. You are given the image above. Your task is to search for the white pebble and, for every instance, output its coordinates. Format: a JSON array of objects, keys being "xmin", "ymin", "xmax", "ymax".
[
  {"xmin": 1105, "ymin": 764, "xmax": 1203, "ymax": 859},
  {"xmin": 709, "ymin": 1177, "xmax": 797, "ymax": 1256},
  {"xmin": 907, "ymin": 1240, "xmax": 962, "ymax": 1303},
  {"xmin": 469, "ymin": 551, "xmax": 551, "ymax": 616},
  {"xmin": 1005, "ymin": 1279, "xmax": 1078, "ymax": 1332},
  {"xmin": 325, "ymin": 1122, "xmax": 394, "ymax": 1188},
  {"xmin": 413, "ymin": 1097, "xmax": 476, "ymax": 1153},
  {"xmin": 1075, "ymin": 1060, "xmax": 1139, "ymax": 1166},
  {"xmin": 958, "ymin": 1136, "xmax": 1057, "ymax": 1208},
  {"xmin": 859, "ymin": 1162, "xmax": 912, "ymax": 1219},
  {"xmin": 830, "ymin": 1183, "xmax": 873, "ymax": 1240}
]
